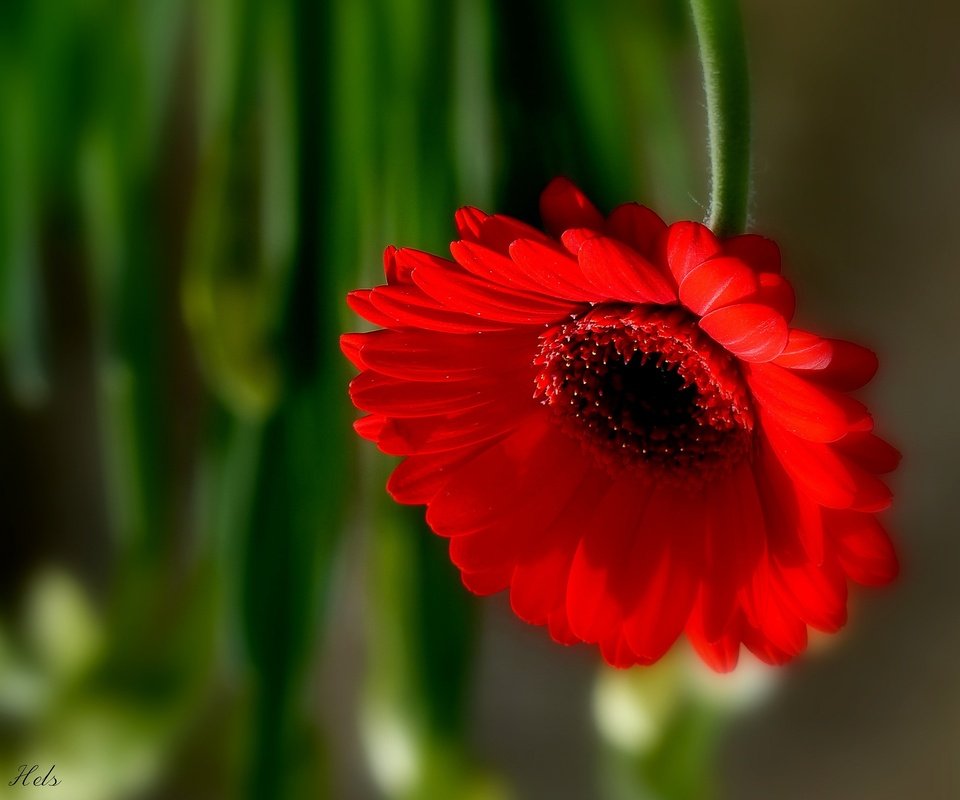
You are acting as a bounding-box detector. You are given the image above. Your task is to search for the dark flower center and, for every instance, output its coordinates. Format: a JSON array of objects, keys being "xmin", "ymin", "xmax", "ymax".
[{"xmin": 534, "ymin": 304, "xmax": 754, "ymax": 478}]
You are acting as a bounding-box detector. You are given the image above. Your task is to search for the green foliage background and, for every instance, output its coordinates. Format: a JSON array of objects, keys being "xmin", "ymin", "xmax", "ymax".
[
  {"xmin": 6, "ymin": 1, "xmax": 948, "ymax": 798},
  {"xmin": 0, "ymin": 2, "xmax": 709, "ymax": 796}
]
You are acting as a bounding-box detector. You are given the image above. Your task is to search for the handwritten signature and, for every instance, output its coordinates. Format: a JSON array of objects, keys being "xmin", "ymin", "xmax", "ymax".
[{"xmin": 8, "ymin": 764, "xmax": 61, "ymax": 787}]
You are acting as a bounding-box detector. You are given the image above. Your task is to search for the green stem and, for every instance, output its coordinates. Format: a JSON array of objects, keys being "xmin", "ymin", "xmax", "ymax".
[{"xmin": 688, "ymin": 0, "xmax": 750, "ymax": 236}]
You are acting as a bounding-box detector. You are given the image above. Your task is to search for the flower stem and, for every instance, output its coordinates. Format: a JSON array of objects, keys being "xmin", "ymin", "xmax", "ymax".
[{"xmin": 688, "ymin": 0, "xmax": 750, "ymax": 237}]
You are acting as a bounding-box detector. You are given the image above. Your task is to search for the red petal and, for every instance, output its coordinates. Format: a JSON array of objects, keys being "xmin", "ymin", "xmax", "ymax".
[
  {"xmin": 699, "ymin": 303, "xmax": 789, "ymax": 362},
  {"xmin": 559, "ymin": 227, "xmax": 597, "ymax": 256},
  {"xmin": 343, "ymin": 329, "xmax": 536, "ymax": 381},
  {"xmin": 426, "ymin": 417, "xmax": 555, "ymax": 535},
  {"xmin": 621, "ymin": 483, "xmax": 705, "ymax": 662},
  {"xmin": 605, "ymin": 203, "xmax": 666, "ymax": 257},
  {"xmin": 450, "ymin": 239, "xmax": 564, "ymax": 297},
  {"xmin": 454, "ymin": 207, "xmax": 487, "ymax": 240},
  {"xmin": 723, "ymin": 234, "xmax": 781, "ymax": 274},
  {"xmin": 741, "ymin": 623, "xmax": 800, "ymax": 666},
  {"xmin": 664, "ymin": 221, "xmax": 721, "ymax": 284},
  {"xmin": 406, "ymin": 248, "xmax": 579, "ymax": 324},
  {"xmin": 686, "ymin": 624, "xmax": 741, "ymax": 672},
  {"xmin": 376, "ymin": 400, "xmax": 527, "ymax": 456},
  {"xmin": 565, "ymin": 479, "xmax": 656, "ymax": 646},
  {"xmin": 696, "ymin": 463, "xmax": 766, "ymax": 641},
  {"xmin": 476, "ymin": 213, "xmax": 554, "ymax": 254},
  {"xmin": 383, "ymin": 245, "xmax": 410, "ymax": 285},
  {"xmin": 753, "ymin": 272, "xmax": 796, "ymax": 321},
  {"xmin": 678, "ymin": 256, "xmax": 759, "ymax": 316},
  {"xmin": 600, "ymin": 632, "xmax": 648, "ymax": 668},
  {"xmin": 761, "ymin": 415, "xmax": 892, "ymax": 512},
  {"xmin": 340, "ymin": 333, "xmax": 367, "ymax": 370},
  {"xmin": 774, "ymin": 331, "xmax": 878, "ymax": 391},
  {"xmin": 447, "ymin": 441, "xmax": 589, "ymax": 575},
  {"xmin": 346, "ymin": 290, "xmax": 397, "ymax": 329},
  {"xmin": 546, "ymin": 607, "xmax": 582, "ymax": 645},
  {"xmin": 754, "ymin": 443, "xmax": 809, "ymax": 566},
  {"xmin": 539, "ymin": 177, "xmax": 605, "ymax": 237},
  {"xmin": 754, "ymin": 438, "xmax": 826, "ymax": 566},
  {"xmin": 353, "ymin": 414, "xmax": 385, "ymax": 441},
  {"xmin": 812, "ymin": 339, "xmax": 879, "ymax": 391},
  {"xmin": 746, "ymin": 362, "xmax": 872, "ymax": 442},
  {"xmin": 509, "ymin": 237, "xmax": 599, "ymax": 300},
  {"xmin": 773, "ymin": 329, "xmax": 833, "ymax": 369},
  {"xmin": 742, "ymin": 565, "xmax": 808, "ymax": 658},
  {"xmin": 509, "ymin": 473, "xmax": 606, "ymax": 629},
  {"xmin": 446, "ymin": 239, "xmax": 585, "ymax": 306},
  {"xmin": 825, "ymin": 510, "xmax": 899, "ymax": 586},
  {"xmin": 387, "ymin": 449, "xmax": 485, "ymax": 505},
  {"xmin": 770, "ymin": 555, "xmax": 847, "ymax": 634},
  {"xmin": 461, "ymin": 567, "xmax": 512, "ymax": 595},
  {"xmin": 370, "ymin": 284, "xmax": 514, "ymax": 333},
  {"xmin": 834, "ymin": 432, "xmax": 901, "ymax": 474},
  {"xmin": 349, "ymin": 371, "xmax": 504, "ymax": 417},
  {"xmin": 577, "ymin": 235, "xmax": 677, "ymax": 304}
]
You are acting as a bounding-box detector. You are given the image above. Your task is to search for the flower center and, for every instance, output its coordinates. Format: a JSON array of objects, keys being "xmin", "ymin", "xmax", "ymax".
[{"xmin": 534, "ymin": 304, "xmax": 754, "ymax": 478}]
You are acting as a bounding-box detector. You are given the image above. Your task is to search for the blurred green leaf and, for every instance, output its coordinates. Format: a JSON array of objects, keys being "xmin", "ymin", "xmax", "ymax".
[{"xmin": 184, "ymin": 0, "xmax": 294, "ymax": 420}]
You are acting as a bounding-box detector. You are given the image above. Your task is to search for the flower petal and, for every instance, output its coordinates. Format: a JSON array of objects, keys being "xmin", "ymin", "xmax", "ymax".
[
  {"xmin": 809, "ymin": 339, "xmax": 879, "ymax": 391},
  {"xmin": 771, "ymin": 555, "xmax": 847, "ymax": 634},
  {"xmin": 741, "ymin": 565, "xmax": 807, "ymax": 659},
  {"xmin": 341, "ymin": 329, "xmax": 536, "ymax": 380},
  {"xmin": 755, "ymin": 438, "xmax": 830, "ymax": 569},
  {"xmin": 686, "ymin": 624, "xmax": 741, "ymax": 672},
  {"xmin": 448, "ymin": 438, "xmax": 589, "ymax": 576},
  {"xmin": 664, "ymin": 221, "xmax": 721, "ymax": 284},
  {"xmin": 540, "ymin": 177, "xmax": 605, "ymax": 237},
  {"xmin": 774, "ymin": 331, "xmax": 878, "ymax": 390},
  {"xmin": 340, "ymin": 332, "xmax": 367, "ymax": 370},
  {"xmin": 454, "ymin": 206, "xmax": 487, "ymax": 240},
  {"xmin": 723, "ymin": 234, "xmax": 781, "ymax": 274},
  {"xmin": 376, "ymin": 400, "xmax": 529, "ymax": 455},
  {"xmin": 450, "ymin": 239, "xmax": 565, "ymax": 297},
  {"xmin": 761, "ymin": 414, "xmax": 892, "ymax": 512},
  {"xmin": 698, "ymin": 303, "xmax": 789, "ymax": 362},
  {"xmin": 833, "ymin": 431, "xmax": 901, "ymax": 474},
  {"xmin": 605, "ymin": 202, "xmax": 666, "ymax": 256},
  {"xmin": 353, "ymin": 414, "xmax": 385, "ymax": 441},
  {"xmin": 461, "ymin": 567, "xmax": 512, "ymax": 595},
  {"xmin": 387, "ymin": 449, "xmax": 488, "ymax": 505},
  {"xmin": 426, "ymin": 417, "xmax": 555, "ymax": 535},
  {"xmin": 456, "ymin": 208, "xmax": 553, "ymax": 255},
  {"xmin": 369, "ymin": 284, "xmax": 515, "ymax": 333},
  {"xmin": 577, "ymin": 235, "xmax": 677, "ymax": 304},
  {"xmin": 347, "ymin": 289, "xmax": 397, "ymax": 329},
  {"xmin": 825, "ymin": 510, "xmax": 899, "ymax": 586},
  {"xmin": 509, "ymin": 471, "xmax": 608, "ymax": 629},
  {"xmin": 695, "ymin": 463, "xmax": 766, "ymax": 641},
  {"xmin": 679, "ymin": 256, "xmax": 759, "ymax": 316},
  {"xmin": 752, "ymin": 272, "xmax": 796, "ymax": 320},
  {"xmin": 772, "ymin": 329, "xmax": 833, "ymax": 369},
  {"xmin": 746, "ymin": 362, "xmax": 872, "ymax": 442},
  {"xmin": 565, "ymin": 479, "xmax": 655, "ymax": 647},
  {"xmin": 407, "ymin": 248, "xmax": 581, "ymax": 324},
  {"xmin": 349, "ymin": 370, "xmax": 504, "ymax": 417},
  {"xmin": 507, "ymin": 238, "xmax": 599, "ymax": 300},
  {"xmin": 383, "ymin": 245, "xmax": 411, "ymax": 285},
  {"xmin": 621, "ymin": 483, "xmax": 705, "ymax": 662}
]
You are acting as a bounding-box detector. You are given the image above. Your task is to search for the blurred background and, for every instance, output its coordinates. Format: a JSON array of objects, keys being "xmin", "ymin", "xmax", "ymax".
[{"xmin": 1, "ymin": 0, "xmax": 957, "ymax": 798}]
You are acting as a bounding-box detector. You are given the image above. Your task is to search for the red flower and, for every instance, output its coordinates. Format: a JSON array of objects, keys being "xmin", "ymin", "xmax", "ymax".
[{"xmin": 342, "ymin": 178, "xmax": 899, "ymax": 671}]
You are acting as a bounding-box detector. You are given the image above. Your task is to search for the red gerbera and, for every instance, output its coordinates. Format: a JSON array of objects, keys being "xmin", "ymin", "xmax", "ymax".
[{"xmin": 341, "ymin": 178, "xmax": 899, "ymax": 671}]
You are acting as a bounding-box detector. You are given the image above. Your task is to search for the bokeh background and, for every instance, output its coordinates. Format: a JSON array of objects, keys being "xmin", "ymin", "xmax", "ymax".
[{"xmin": 2, "ymin": 0, "xmax": 957, "ymax": 798}]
